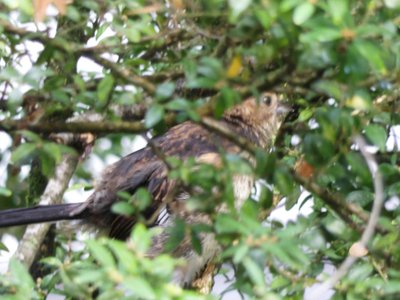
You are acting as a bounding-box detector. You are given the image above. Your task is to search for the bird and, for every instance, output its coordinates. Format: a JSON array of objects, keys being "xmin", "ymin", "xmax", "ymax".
[{"xmin": 0, "ymin": 92, "xmax": 289, "ymax": 286}]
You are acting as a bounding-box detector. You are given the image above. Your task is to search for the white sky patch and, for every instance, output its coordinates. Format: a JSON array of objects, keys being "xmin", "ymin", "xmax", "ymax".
[
  {"xmin": 0, "ymin": 133, "xmax": 12, "ymax": 185},
  {"xmin": 385, "ymin": 196, "xmax": 400, "ymax": 211},
  {"xmin": 269, "ymin": 192, "xmax": 314, "ymax": 225},
  {"xmin": 76, "ymin": 57, "xmax": 104, "ymax": 74},
  {"xmin": 304, "ymin": 263, "xmax": 336, "ymax": 300},
  {"xmin": 291, "ymin": 134, "xmax": 301, "ymax": 146},
  {"xmin": 121, "ymin": 135, "xmax": 147, "ymax": 155},
  {"xmin": 387, "ymin": 125, "xmax": 400, "ymax": 151}
]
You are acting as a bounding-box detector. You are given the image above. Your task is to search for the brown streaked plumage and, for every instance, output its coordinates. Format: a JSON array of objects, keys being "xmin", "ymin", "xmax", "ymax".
[{"xmin": 0, "ymin": 92, "xmax": 289, "ymax": 286}]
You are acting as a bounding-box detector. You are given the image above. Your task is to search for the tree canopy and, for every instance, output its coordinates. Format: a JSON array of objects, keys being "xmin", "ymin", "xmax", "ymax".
[{"xmin": 0, "ymin": 0, "xmax": 400, "ymax": 299}]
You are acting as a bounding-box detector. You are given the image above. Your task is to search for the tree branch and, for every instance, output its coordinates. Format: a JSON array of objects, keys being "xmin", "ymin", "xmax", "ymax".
[
  {"xmin": 12, "ymin": 152, "xmax": 79, "ymax": 269},
  {"xmin": 0, "ymin": 119, "xmax": 146, "ymax": 134},
  {"xmin": 0, "ymin": 101, "xmax": 215, "ymax": 135},
  {"xmin": 84, "ymin": 54, "xmax": 156, "ymax": 94}
]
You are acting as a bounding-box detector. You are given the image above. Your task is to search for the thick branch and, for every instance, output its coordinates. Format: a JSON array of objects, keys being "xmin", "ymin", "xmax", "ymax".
[
  {"xmin": 13, "ymin": 152, "xmax": 79, "ymax": 268},
  {"xmin": 0, "ymin": 119, "xmax": 146, "ymax": 134},
  {"xmin": 0, "ymin": 101, "xmax": 215, "ymax": 135}
]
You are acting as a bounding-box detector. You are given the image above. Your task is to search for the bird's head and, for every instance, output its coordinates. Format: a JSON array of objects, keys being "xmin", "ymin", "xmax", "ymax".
[{"xmin": 224, "ymin": 92, "xmax": 290, "ymax": 148}]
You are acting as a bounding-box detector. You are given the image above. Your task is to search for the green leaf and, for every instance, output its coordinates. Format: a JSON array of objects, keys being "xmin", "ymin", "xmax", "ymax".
[
  {"xmin": 191, "ymin": 229, "xmax": 203, "ymax": 255},
  {"xmin": 274, "ymin": 168, "xmax": 292, "ymax": 193},
  {"xmin": 97, "ymin": 74, "xmax": 115, "ymax": 105},
  {"xmin": 300, "ymin": 27, "xmax": 342, "ymax": 43},
  {"xmin": 365, "ymin": 124, "xmax": 387, "ymax": 151},
  {"xmin": 124, "ymin": 28, "xmax": 141, "ymax": 43},
  {"xmin": 348, "ymin": 263, "xmax": 373, "ymax": 281},
  {"xmin": 108, "ymin": 240, "xmax": 138, "ymax": 273},
  {"xmin": 39, "ymin": 150, "xmax": 56, "ymax": 177},
  {"xmin": 285, "ymin": 184, "xmax": 301, "ymax": 210},
  {"xmin": 156, "ymin": 82, "xmax": 175, "ymax": 99},
  {"xmin": 11, "ymin": 143, "xmax": 37, "ymax": 164},
  {"xmin": 243, "ymin": 257, "xmax": 267, "ymax": 290},
  {"xmin": 215, "ymin": 214, "xmax": 250, "ymax": 235},
  {"xmin": 354, "ymin": 41, "xmax": 387, "ymax": 75},
  {"xmin": 123, "ymin": 277, "xmax": 156, "ymax": 299},
  {"xmin": 228, "ymin": 0, "xmax": 251, "ymax": 17},
  {"xmin": 0, "ymin": 241, "xmax": 9, "ymax": 252},
  {"xmin": 293, "ymin": 2, "xmax": 315, "ymax": 25},
  {"xmin": 383, "ymin": 281, "xmax": 400, "ymax": 294},
  {"xmin": 298, "ymin": 108, "xmax": 314, "ymax": 122},
  {"xmin": 270, "ymin": 275, "xmax": 290, "ymax": 290},
  {"xmin": 303, "ymin": 134, "xmax": 335, "ymax": 166},
  {"xmin": 346, "ymin": 152, "xmax": 372, "ymax": 184},
  {"xmin": 281, "ymin": 0, "xmax": 302, "ymax": 11},
  {"xmin": 40, "ymin": 257, "xmax": 62, "ymax": 267},
  {"xmin": 313, "ymin": 80, "xmax": 343, "ymax": 100},
  {"xmin": 131, "ymin": 223, "xmax": 153, "ymax": 253},
  {"xmin": 134, "ymin": 187, "xmax": 151, "ymax": 211},
  {"xmin": 0, "ymin": 187, "xmax": 12, "ymax": 197},
  {"xmin": 165, "ymin": 98, "xmax": 191, "ymax": 111},
  {"xmin": 145, "ymin": 104, "xmax": 164, "ymax": 128},
  {"xmin": 255, "ymin": 10, "xmax": 272, "ymax": 29},
  {"xmin": 9, "ymin": 258, "xmax": 35, "ymax": 290},
  {"xmin": 327, "ymin": 0, "xmax": 348, "ymax": 24},
  {"xmin": 346, "ymin": 190, "xmax": 374, "ymax": 207},
  {"xmin": 255, "ymin": 150, "xmax": 276, "ymax": 179},
  {"xmin": 164, "ymin": 218, "xmax": 185, "ymax": 252},
  {"xmin": 43, "ymin": 143, "xmax": 62, "ymax": 162},
  {"xmin": 233, "ymin": 244, "xmax": 249, "ymax": 263},
  {"xmin": 388, "ymin": 182, "xmax": 400, "ymax": 197},
  {"xmin": 197, "ymin": 57, "xmax": 223, "ymax": 81},
  {"xmin": 74, "ymin": 269, "xmax": 105, "ymax": 284},
  {"xmin": 215, "ymin": 88, "xmax": 240, "ymax": 118},
  {"xmin": 17, "ymin": 130, "xmax": 42, "ymax": 142},
  {"xmin": 111, "ymin": 201, "xmax": 135, "ymax": 216},
  {"xmin": 87, "ymin": 240, "xmax": 116, "ymax": 268}
]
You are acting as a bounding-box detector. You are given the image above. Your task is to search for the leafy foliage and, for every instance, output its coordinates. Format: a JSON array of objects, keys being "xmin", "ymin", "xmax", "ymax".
[{"xmin": 0, "ymin": 0, "xmax": 400, "ymax": 299}]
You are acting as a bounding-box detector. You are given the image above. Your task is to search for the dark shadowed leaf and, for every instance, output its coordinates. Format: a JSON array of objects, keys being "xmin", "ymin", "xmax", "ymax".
[
  {"xmin": 97, "ymin": 74, "xmax": 115, "ymax": 105},
  {"xmin": 11, "ymin": 143, "xmax": 37, "ymax": 164},
  {"xmin": 0, "ymin": 241, "xmax": 9, "ymax": 252},
  {"xmin": 156, "ymin": 82, "xmax": 175, "ymax": 99},
  {"xmin": 145, "ymin": 104, "xmax": 164, "ymax": 128},
  {"xmin": 365, "ymin": 124, "xmax": 387, "ymax": 151}
]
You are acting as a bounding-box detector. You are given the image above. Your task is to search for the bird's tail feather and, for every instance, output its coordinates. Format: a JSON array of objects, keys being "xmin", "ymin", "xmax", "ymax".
[{"xmin": 0, "ymin": 203, "xmax": 86, "ymax": 228}]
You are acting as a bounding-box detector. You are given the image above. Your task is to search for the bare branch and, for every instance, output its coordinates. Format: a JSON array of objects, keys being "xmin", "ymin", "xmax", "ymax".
[{"xmin": 13, "ymin": 153, "xmax": 79, "ymax": 269}]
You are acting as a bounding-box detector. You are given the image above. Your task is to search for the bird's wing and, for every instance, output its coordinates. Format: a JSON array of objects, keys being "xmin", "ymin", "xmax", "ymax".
[{"xmin": 82, "ymin": 122, "xmax": 229, "ymax": 239}]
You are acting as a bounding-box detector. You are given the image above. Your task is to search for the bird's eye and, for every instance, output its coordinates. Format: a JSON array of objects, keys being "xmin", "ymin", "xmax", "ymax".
[{"xmin": 262, "ymin": 95, "xmax": 272, "ymax": 105}]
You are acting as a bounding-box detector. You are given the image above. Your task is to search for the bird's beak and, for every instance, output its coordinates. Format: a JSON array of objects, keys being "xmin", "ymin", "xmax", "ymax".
[{"xmin": 276, "ymin": 102, "xmax": 291, "ymax": 116}]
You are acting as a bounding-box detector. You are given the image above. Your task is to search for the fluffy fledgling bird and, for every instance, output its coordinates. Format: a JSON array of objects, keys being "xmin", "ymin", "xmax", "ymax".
[{"xmin": 0, "ymin": 92, "xmax": 288, "ymax": 286}]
